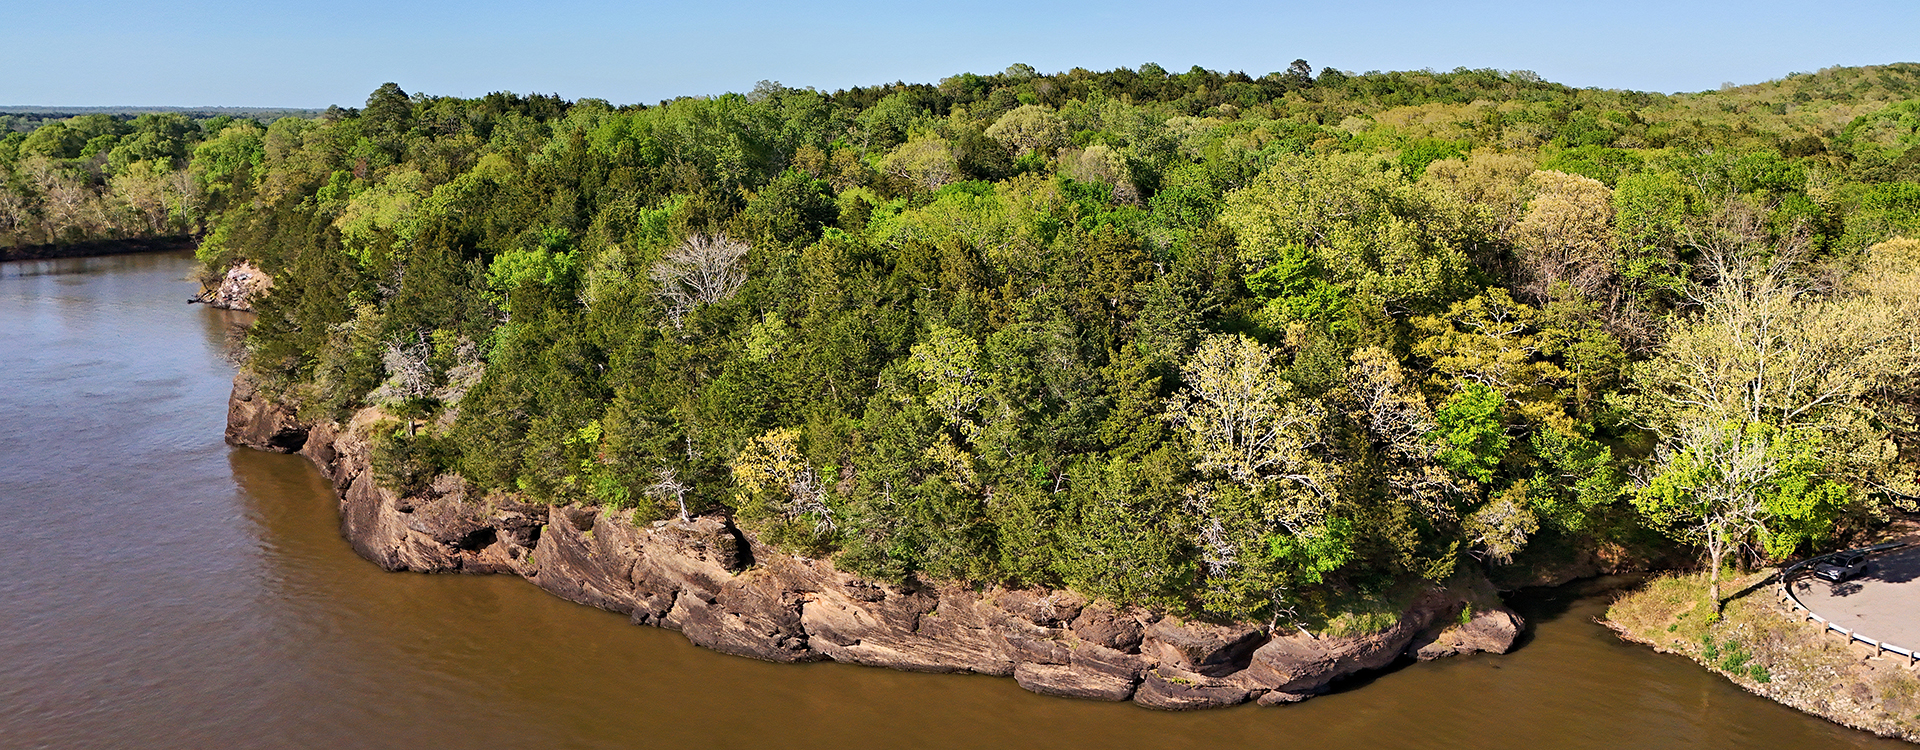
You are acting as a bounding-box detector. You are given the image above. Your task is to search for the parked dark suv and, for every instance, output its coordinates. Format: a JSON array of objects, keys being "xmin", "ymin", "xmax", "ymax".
[{"xmin": 1812, "ymin": 550, "xmax": 1871, "ymax": 583}]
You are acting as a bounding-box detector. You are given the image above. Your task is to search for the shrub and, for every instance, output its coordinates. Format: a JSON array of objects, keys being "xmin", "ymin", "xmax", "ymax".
[{"xmin": 370, "ymin": 422, "xmax": 456, "ymax": 496}]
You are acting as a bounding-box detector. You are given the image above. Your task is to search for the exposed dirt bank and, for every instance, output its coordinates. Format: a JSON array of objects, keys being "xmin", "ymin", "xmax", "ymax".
[{"xmin": 226, "ymin": 372, "xmax": 1524, "ymax": 709}]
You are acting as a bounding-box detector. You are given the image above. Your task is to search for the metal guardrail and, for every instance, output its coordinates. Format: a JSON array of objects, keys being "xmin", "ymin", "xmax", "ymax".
[{"xmin": 1777, "ymin": 541, "xmax": 1917, "ymax": 665}]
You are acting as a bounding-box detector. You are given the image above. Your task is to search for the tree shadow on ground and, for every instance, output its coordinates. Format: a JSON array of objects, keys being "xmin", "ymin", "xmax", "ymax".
[
  {"xmin": 1786, "ymin": 546, "xmax": 1919, "ymax": 599},
  {"xmin": 1862, "ymin": 547, "xmax": 1920, "ymax": 585},
  {"xmin": 1792, "ymin": 573, "xmax": 1864, "ymax": 598}
]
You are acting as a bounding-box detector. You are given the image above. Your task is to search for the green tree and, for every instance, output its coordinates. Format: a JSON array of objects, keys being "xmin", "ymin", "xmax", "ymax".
[
  {"xmin": 1634, "ymin": 422, "xmax": 1844, "ymax": 609},
  {"xmin": 1433, "ymin": 383, "xmax": 1508, "ymax": 483}
]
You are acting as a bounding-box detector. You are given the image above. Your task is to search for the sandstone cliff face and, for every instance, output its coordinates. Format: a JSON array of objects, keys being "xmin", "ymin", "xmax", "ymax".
[
  {"xmin": 226, "ymin": 374, "xmax": 1524, "ymax": 709},
  {"xmin": 224, "ymin": 374, "xmax": 309, "ymax": 453}
]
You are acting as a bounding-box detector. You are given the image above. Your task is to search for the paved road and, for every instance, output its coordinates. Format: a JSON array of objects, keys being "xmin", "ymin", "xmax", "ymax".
[{"xmin": 1794, "ymin": 545, "xmax": 1920, "ymax": 652}]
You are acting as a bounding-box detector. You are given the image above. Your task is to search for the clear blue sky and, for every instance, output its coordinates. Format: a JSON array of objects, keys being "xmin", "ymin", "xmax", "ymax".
[{"xmin": 4, "ymin": 0, "xmax": 1915, "ymax": 108}]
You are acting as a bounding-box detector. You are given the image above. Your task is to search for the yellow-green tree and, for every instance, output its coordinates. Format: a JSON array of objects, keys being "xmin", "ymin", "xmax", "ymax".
[{"xmin": 1511, "ymin": 170, "xmax": 1615, "ymax": 303}]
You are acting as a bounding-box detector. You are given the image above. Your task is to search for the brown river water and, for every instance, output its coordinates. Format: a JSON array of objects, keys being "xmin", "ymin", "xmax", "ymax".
[{"xmin": 0, "ymin": 252, "xmax": 1905, "ymax": 749}]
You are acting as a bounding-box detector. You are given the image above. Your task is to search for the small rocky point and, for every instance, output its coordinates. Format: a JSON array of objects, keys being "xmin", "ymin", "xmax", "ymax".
[
  {"xmin": 201, "ymin": 262, "xmax": 272, "ymax": 311},
  {"xmin": 227, "ymin": 373, "xmax": 1523, "ymax": 709}
]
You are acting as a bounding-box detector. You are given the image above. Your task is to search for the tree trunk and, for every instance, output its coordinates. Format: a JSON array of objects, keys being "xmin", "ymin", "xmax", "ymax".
[{"xmin": 1708, "ymin": 542, "xmax": 1724, "ymax": 613}]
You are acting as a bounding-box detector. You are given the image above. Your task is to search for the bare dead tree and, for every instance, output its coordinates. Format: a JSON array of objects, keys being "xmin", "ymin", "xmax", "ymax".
[
  {"xmin": 168, "ymin": 166, "xmax": 203, "ymax": 230},
  {"xmin": 784, "ymin": 464, "xmax": 836, "ymax": 533},
  {"xmin": 1187, "ymin": 501, "xmax": 1238, "ymax": 578},
  {"xmin": 374, "ymin": 333, "xmax": 434, "ymax": 433},
  {"xmin": 646, "ymin": 467, "xmax": 692, "ymax": 522},
  {"xmin": 432, "ymin": 337, "xmax": 485, "ymax": 413},
  {"xmin": 381, "ymin": 337, "xmax": 434, "ymax": 401},
  {"xmin": 650, "ymin": 233, "xmax": 749, "ymax": 328},
  {"xmin": 1684, "ymin": 197, "xmax": 1813, "ymax": 306}
]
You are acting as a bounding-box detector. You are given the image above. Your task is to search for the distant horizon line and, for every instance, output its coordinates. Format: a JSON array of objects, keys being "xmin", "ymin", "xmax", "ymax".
[
  {"xmin": 7, "ymin": 60, "xmax": 1916, "ymax": 113},
  {"xmin": 0, "ymin": 105, "xmax": 326, "ymax": 114}
]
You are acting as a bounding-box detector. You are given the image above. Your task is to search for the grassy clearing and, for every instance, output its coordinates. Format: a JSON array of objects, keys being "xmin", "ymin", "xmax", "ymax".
[
  {"xmin": 1315, "ymin": 588, "xmax": 1418, "ymax": 638},
  {"xmin": 1607, "ymin": 570, "xmax": 1920, "ymax": 743}
]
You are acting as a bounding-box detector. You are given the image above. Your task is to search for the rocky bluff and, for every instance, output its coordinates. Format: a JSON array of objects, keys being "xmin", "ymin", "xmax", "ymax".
[
  {"xmin": 198, "ymin": 262, "xmax": 272, "ymax": 311},
  {"xmin": 228, "ymin": 373, "xmax": 1522, "ymax": 709}
]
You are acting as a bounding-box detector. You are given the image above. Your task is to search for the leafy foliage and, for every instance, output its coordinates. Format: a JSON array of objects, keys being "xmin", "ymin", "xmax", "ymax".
[{"xmin": 80, "ymin": 61, "xmax": 1920, "ymax": 622}]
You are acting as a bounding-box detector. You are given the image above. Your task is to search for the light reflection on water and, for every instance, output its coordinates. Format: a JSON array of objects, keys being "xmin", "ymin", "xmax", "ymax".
[{"xmin": 0, "ymin": 252, "xmax": 1904, "ymax": 750}]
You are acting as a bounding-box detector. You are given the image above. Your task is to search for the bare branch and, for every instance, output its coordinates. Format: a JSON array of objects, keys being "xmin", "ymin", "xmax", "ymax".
[{"xmin": 650, "ymin": 233, "xmax": 749, "ymax": 329}]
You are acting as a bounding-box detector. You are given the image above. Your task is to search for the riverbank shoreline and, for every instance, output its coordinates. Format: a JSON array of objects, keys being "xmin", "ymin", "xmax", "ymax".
[
  {"xmin": 0, "ymin": 236, "xmax": 197, "ymax": 263},
  {"xmin": 1605, "ymin": 570, "xmax": 1920, "ymax": 743},
  {"xmin": 224, "ymin": 371, "xmax": 1527, "ymax": 710}
]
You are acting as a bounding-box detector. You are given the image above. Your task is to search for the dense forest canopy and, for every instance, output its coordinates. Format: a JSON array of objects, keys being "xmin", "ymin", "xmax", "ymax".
[{"xmin": 12, "ymin": 61, "xmax": 1920, "ymax": 623}]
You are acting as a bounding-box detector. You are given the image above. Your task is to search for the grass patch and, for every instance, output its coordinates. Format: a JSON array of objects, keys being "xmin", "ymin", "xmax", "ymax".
[
  {"xmin": 1607, "ymin": 570, "xmax": 1920, "ymax": 741},
  {"xmin": 1306, "ymin": 581, "xmax": 1424, "ymax": 638}
]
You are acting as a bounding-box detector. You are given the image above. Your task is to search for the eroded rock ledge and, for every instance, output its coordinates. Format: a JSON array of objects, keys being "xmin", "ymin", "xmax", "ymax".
[{"xmin": 227, "ymin": 373, "xmax": 1524, "ymax": 709}]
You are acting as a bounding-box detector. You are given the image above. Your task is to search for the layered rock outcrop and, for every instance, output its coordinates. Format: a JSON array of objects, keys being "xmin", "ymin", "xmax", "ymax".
[
  {"xmin": 224, "ymin": 374, "xmax": 309, "ymax": 453},
  {"xmin": 226, "ymin": 374, "xmax": 1524, "ymax": 709}
]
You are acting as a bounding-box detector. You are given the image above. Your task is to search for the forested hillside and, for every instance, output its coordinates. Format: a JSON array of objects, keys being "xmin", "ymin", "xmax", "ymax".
[{"xmin": 30, "ymin": 62, "xmax": 1920, "ymax": 623}]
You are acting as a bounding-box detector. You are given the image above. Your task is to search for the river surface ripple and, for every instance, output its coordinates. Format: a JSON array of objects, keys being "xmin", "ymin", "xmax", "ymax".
[{"xmin": 0, "ymin": 252, "xmax": 1903, "ymax": 749}]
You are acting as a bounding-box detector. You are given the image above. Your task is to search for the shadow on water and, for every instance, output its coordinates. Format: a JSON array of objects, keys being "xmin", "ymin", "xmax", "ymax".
[
  {"xmin": 1507, "ymin": 590, "xmax": 1577, "ymax": 653},
  {"xmin": 1324, "ymin": 574, "xmax": 1642, "ymax": 696},
  {"xmin": 0, "ymin": 248, "xmax": 199, "ymax": 280},
  {"xmin": 1319, "ymin": 655, "xmax": 1413, "ymax": 695},
  {"xmin": 199, "ymin": 305, "xmax": 254, "ymax": 366},
  {"xmin": 1502, "ymin": 575, "xmax": 1640, "ymax": 652}
]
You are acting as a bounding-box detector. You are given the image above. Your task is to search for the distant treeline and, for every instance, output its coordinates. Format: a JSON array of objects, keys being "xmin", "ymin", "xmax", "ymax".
[
  {"xmin": 0, "ymin": 107, "xmax": 323, "ymax": 130},
  {"xmin": 48, "ymin": 61, "xmax": 1920, "ymax": 622},
  {"xmin": 0, "ymin": 112, "xmax": 256, "ymax": 248}
]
